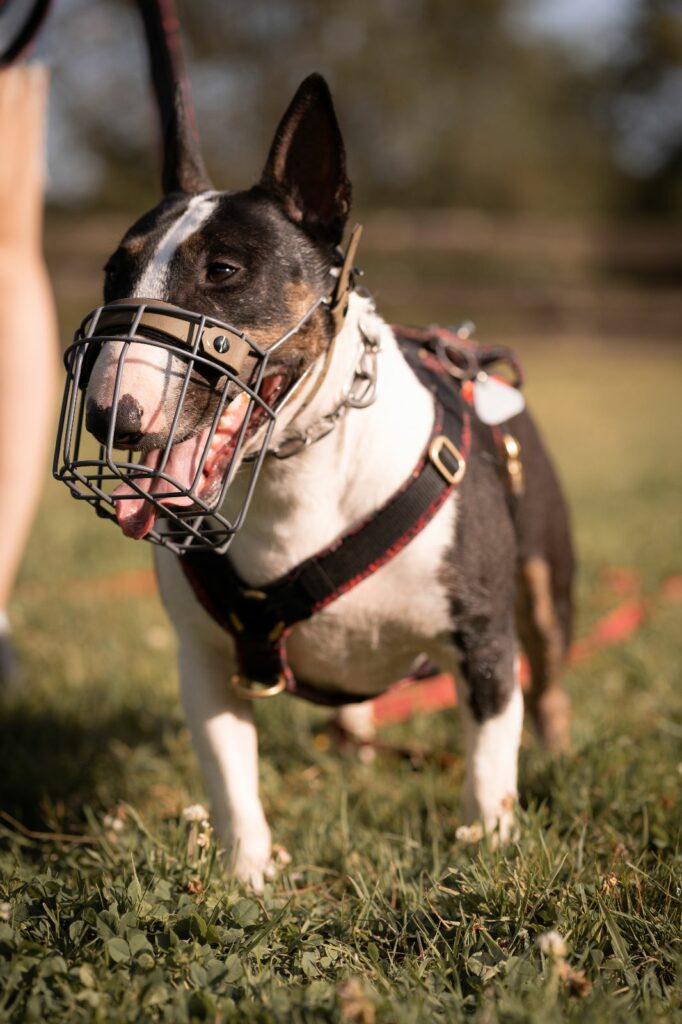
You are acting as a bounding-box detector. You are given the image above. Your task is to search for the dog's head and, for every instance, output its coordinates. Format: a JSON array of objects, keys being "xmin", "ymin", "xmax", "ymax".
[{"xmin": 83, "ymin": 74, "xmax": 351, "ymax": 539}]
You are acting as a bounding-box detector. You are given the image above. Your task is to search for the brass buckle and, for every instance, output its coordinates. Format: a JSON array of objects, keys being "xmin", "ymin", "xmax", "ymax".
[
  {"xmin": 500, "ymin": 432, "xmax": 524, "ymax": 496},
  {"xmin": 231, "ymin": 674, "xmax": 287, "ymax": 700},
  {"xmin": 429, "ymin": 435, "xmax": 466, "ymax": 485}
]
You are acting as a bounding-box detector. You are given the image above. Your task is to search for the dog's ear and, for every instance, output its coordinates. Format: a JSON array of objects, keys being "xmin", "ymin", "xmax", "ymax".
[{"xmin": 259, "ymin": 73, "xmax": 351, "ymax": 244}]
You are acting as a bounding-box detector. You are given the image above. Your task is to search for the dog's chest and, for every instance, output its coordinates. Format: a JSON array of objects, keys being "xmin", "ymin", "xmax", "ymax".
[
  {"xmin": 156, "ymin": 492, "xmax": 457, "ymax": 697},
  {"xmin": 157, "ymin": 310, "xmax": 461, "ymax": 696},
  {"xmin": 245, "ymin": 498, "xmax": 457, "ymax": 696}
]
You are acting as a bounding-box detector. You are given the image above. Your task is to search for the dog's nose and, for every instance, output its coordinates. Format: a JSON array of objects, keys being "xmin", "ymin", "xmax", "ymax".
[{"xmin": 86, "ymin": 394, "xmax": 144, "ymax": 448}]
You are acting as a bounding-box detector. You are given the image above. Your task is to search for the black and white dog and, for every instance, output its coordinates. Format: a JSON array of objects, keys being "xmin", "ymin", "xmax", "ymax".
[{"xmin": 82, "ymin": 65, "xmax": 573, "ymax": 886}]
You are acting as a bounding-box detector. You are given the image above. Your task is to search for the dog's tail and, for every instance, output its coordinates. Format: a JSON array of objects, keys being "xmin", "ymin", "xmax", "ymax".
[{"xmin": 133, "ymin": 0, "xmax": 212, "ymax": 195}]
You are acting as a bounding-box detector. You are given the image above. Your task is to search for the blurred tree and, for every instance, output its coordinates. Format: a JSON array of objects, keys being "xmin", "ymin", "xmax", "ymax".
[
  {"xmin": 603, "ymin": 0, "xmax": 682, "ymax": 215},
  {"xmin": 42, "ymin": 0, "xmax": 681, "ymax": 219}
]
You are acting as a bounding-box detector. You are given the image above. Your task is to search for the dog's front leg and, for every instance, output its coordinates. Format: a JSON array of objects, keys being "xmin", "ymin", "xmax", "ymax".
[
  {"xmin": 452, "ymin": 627, "xmax": 524, "ymax": 843},
  {"xmin": 177, "ymin": 639, "xmax": 272, "ymax": 889}
]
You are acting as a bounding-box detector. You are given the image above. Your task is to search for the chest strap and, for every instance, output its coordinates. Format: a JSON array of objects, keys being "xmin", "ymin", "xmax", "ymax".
[{"xmin": 178, "ymin": 339, "xmax": 471, "ymax": 706}]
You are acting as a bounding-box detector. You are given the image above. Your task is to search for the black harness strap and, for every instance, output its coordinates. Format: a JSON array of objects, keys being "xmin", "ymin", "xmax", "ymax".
[{"xmin": 179, "ymin": 334, "xmax": 472, "ymax": 705}]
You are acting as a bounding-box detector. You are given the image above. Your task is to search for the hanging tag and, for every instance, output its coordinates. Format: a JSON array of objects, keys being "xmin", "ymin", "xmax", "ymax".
[{"xmin": 473, "ymin": 373, "xmax": 525, "ymax": 425}]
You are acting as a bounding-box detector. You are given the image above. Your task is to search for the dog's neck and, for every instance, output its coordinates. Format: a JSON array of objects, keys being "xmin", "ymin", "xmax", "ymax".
[{"xmin": 227, "ymin": 293, "xmax": 435, "ymax": 586}]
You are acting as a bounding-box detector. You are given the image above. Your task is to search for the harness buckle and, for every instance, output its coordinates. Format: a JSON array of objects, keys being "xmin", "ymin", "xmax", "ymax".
[
  {"xmin": 231, "ymin": 673, "xmax": 287, "ymax": 700},
  {"xmin": 500, "ymin": 431, "xmax": 524, "ymax": 496},
  {"xmin": 429, "ymin": 435, "xmax": 466, "ymax": 486}
]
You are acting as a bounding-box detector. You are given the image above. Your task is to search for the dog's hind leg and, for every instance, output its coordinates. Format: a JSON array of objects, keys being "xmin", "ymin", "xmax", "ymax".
[
  {"xmin": 177, "ymin": 637, "xmax": 272, "ymax": 889},
  {"xmin": 333, "ymin": 702, "xmax": 376, "ymax": 762},
  {"xmin": 516, "ymin": 555, "xmax": 572, "ymax": 752},
  {"xmin": 506, "ymin": 409, "xmax": 574, "ymax": 751}
]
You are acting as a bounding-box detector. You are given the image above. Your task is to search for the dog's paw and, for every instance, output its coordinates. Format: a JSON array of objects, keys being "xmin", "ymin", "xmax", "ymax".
[
  {"xmin": 229, "ymin": 843, "xmax": 273, "ymax": 891},
  {"xmin": 492, "ymin": 792, "xmax": 518, "ymax": 845},
  {"xmin": 226, "ymin": 830, "xmax": 293, "ymax": 890},
  {"xmin": 460, "ymin": 790, "xmax": 518, "ymax": 848},
  {"xmin": 221, "ymin": 819, "xmax": 272, "ymax": 890},
  {"xmin": 332, "ymin": 702, "xmax": 377, "ymax": 763}
]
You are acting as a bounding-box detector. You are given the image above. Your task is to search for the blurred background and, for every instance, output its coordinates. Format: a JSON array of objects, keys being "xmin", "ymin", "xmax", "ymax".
[
  {"xmin": 2, "ymin": 0, "xmax": 680, "ymax": 842},
  {"xmin": 42, "ymin": 0, "xmax": 682, "ymax": 342}
]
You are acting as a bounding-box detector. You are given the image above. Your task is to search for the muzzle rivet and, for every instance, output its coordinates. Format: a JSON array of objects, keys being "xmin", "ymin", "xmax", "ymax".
[{"xmin": 213, "ymin": 335, "xmax": 230, "ymax": 354}]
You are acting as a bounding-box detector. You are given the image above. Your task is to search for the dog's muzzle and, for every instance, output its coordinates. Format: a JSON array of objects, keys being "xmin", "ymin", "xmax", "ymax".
[
  {"xmin": 53, "ymin": 295, "xmax": 327, "ymax": 554},
  {"xmin": 53, "ymin": 224, "xmax": 363, "ymax": 554}
]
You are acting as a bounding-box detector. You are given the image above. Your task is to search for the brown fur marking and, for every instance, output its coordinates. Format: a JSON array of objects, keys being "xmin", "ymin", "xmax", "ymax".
[{"xmin": 517, "ymin": 555, "xmax": 571, "ymax": 751}]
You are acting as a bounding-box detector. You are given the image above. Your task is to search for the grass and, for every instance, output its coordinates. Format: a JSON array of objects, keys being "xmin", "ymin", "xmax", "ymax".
[{"xmin": 1, "ymin": 338, "xmax": 681, "ymax": 1022}]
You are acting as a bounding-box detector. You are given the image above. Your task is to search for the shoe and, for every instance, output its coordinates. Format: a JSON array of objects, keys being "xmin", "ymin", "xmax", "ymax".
[{"xmin": 0, "ymin": 627, "xmax": 20, "ymax": 696}]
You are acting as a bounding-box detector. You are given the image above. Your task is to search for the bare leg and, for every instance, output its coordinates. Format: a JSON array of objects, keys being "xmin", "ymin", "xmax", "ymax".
[{"xmin": 0, "ymin": 67, "xmax": 58, "ymax": 627}]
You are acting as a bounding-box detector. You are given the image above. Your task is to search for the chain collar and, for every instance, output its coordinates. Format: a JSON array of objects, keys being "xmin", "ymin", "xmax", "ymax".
[{"xmin": 268, "ymin": 325, "xmax": 380, "ymax": 460}]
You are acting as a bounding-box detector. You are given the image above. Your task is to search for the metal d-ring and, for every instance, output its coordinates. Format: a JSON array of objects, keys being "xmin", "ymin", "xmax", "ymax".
[
  {"xmin": 429, "ymin": 434, "xmax": 466, "ymax": 486},
  {"xmin": 231, "ymin": 674, "xmax": 287, "ymax": 700}
]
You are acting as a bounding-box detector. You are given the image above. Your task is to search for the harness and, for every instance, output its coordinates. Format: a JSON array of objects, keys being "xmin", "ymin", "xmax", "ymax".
[{"xmin": 178, "ymin": 325, "xmax": 524, "ymax": 706}]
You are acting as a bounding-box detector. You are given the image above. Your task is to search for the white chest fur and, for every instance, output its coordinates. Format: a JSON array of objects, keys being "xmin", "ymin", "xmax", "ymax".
[
  {"xmin": 284, "ymin": 503, "xmax": 457, "ymax": 695},
  {"xmin": 228, "ymin": 296, "xmax": 457, "ymax": 693},
  {"xmin": 156, "ymin": 296, "xmax": 458, "ymax": 695}
]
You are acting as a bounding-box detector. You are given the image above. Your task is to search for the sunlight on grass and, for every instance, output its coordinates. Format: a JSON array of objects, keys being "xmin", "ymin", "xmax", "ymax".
[{"xmin": 1, "ymin": 342, "xmax": 680, "ymax": 1022}]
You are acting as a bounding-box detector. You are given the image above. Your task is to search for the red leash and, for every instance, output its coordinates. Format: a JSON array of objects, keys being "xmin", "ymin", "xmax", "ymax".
[
  {"xmin": 26, "ymin": 566, "xmax": 679, "ymax": 731},
  {"xmin": 372, "ymin": 570, "xmax": 681, "ymax": 726}
]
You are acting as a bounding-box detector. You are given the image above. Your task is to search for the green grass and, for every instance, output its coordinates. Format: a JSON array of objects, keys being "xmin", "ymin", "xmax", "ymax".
[{"xmin": 1, "ymin": 340, "xmax": 681, "ymax": 1023}]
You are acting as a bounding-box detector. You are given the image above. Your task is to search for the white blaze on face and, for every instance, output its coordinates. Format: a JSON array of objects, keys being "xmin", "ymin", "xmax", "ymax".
[
  {"xmin": 133, "ymin": 192, "xmax": 219, "ymax": 299},
  {"xmin": 86, "ymin": 192, "xmax": 220, "ymax": 434}
]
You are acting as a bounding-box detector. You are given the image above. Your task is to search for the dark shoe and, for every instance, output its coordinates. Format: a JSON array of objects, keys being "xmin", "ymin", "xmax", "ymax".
[{"xmin": 0, "ymin": 630, "xmax": 20, "ymax": 696}]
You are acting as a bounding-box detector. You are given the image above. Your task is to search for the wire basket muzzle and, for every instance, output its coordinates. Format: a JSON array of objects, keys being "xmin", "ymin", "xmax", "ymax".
[{"xmin": 53, "ymin": 299, "xmax": 279, "ymax": 554}]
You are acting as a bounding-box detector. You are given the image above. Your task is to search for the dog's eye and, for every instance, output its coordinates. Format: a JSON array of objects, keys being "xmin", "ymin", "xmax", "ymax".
[
  {"xmin": 103, "ymin": 261, "xmax": 118, "ymax": 284},
  {"xmin": 207, "ymin": 262, "xmax": 239, "ymax": 285}
]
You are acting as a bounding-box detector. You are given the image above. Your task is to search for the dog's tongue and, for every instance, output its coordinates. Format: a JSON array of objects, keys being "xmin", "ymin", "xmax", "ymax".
[
  {"xmin": 112, "ymin": 433, "xmax": 206, "ymax": 539},
  {"xmin": 111, "ymin": 390, "xmax": 256, "ymax": 540},
  {"xmin": 111, "ymin": 378, "xmax": 287, "ymax": 541}
]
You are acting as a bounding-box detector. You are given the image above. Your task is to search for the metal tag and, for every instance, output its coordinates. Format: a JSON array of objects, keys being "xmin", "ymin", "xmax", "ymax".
[{"xmin": 473, "ymin": 373, "xmax": 525, "ymax": 425}]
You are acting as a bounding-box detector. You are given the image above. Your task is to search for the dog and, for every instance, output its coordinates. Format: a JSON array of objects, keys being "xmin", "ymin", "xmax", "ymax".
[{"xmin": 79, "ymin": 67, "xmax": 573, "ymax": 888}]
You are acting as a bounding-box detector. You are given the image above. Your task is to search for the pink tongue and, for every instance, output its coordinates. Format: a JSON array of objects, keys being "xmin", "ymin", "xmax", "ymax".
[
  {"xmin": 112, "ymin": 432, "xmax": 208, "ymax": 540},
  {"xmin": 111, "ymin": 380, "xmax": 282, "ymax": 541}
]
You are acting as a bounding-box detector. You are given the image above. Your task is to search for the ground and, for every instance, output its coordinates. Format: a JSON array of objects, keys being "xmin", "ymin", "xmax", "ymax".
[{"xmin": 0, "ymin": 243, "xmax": 681, "ymax": 1023}]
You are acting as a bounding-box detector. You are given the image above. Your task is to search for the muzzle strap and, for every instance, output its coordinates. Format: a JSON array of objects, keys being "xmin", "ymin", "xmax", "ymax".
[
  {"xmin": 328, "ymin": 223, "xmax": 363, "ymax": 337},
  {"xmin": 85, "ymin": 298, "xmax": 257, "ymax": 374}
]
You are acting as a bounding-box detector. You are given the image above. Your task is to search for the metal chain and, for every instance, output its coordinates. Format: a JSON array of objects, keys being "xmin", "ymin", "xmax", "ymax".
[{"xmin": 269, "ymin": 327, "xmax": 380, "ymax": 460}]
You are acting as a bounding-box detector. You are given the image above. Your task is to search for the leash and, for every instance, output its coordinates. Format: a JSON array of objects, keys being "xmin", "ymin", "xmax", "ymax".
[
  {"xmin": 0, "ymin": 0, "xmax": 51, "ymax": 67},
  {"xmin": 370, "ymin": 569, "xmax": 682, "ymax": 728}
]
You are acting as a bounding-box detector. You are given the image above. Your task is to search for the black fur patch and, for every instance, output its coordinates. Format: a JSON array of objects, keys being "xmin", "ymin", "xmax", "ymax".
[
  {"xmin": 444, "ymin": 415, "xmax": 518, "ymax": 723},
  {"xmin": 97, "ymin": 189, "xmax": 341, "ymax": 448},
  {"xmin": 445, "ymin": 406, "xmax": 574, "ymax": 725}
]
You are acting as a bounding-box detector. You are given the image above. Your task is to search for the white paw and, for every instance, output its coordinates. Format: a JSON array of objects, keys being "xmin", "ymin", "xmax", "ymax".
[
  {"xmin": 335, "ymin": 702, "xmax": 376, "ymax": 740},
  {"xmin": 483, "ymin": 792, "xmax": 518, "ymax": 846},
  {"xmin": 229, "ymin": 842, "xmax": 273, "ymax": 890},
  {"xmin": 460, "ymin": 791, "xmax": 517, "ymax": 847},
  {"xmin": 223, "ymin": 820, "xmax": 273, "ymax": 890}
]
